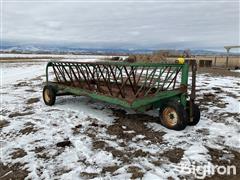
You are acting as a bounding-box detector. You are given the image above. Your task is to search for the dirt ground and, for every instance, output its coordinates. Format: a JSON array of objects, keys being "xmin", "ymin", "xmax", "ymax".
[{"xmin": 197, "ymin": 67, "xmax": 240, "ymax": 77}]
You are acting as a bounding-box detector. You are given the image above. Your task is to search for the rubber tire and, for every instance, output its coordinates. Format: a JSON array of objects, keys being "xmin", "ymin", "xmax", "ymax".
[
  {"xmin": 160, "ymin": 101, "xmax": 188, "ymax": 131},
  {"xmin": 43, "ymin": 85, "xmax": 56, "ymax": 106},
  {"xmin": 187, "ymin": 102, "xmax": 200, "ymax": 126}
]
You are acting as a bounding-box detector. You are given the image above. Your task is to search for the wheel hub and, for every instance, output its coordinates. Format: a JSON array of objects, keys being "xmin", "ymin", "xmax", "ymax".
[{"xmin": 163, "ymin": 107, "xmax": 178, "ymax": 126}]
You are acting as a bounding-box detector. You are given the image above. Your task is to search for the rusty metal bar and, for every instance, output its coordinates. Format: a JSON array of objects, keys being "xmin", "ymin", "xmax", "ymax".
[
  {"xmin": 109, "ymin": 65, "xmax": 125, "ymax": 98},
  {"xmin": 61, "ymin": 63, "xmax": 75, "ymax": 86},
  {"xmin": 76, "ymin": 65, "xmax": 92, "ymax": 90},
  {"xmin": 161, "ymin": 66, "xmax": 172, "ymax": 90},
  {"xmin": 55, "ymin": 64, "xmax": 68, "ymax": 83},
  {"xmin": 116, "ymin": 67, "xmax": 135, "ymax": 97},
  {"xmin": 68, "ymin": 63, "xmax": 83, "ymax": 88},
  {"xmin": 52, "ymin": 65, "xmax": 61, "ymax": 83},
  {"xmin": 123, "ymin": 66, "xmax": 136, "ymax": 94},
  {"xmin": 165, "ymin": 67, "xmax": 182, "ymax": 90},
  {"xmin": 97, "ymin": 64, "xmax": 113, "ymax": 96}
]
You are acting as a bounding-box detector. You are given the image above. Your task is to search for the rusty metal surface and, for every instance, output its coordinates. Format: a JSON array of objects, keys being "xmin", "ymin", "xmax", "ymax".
[
  {"xmin": 47, "ymin": 61, "xmax": 184, "ymax": 101},
  {"xmin": 189, "ymin": 60, "xmax": 197, "ymax": 121}
]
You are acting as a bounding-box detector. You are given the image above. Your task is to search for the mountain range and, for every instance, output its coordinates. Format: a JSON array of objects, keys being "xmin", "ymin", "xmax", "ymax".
[{"xmin": 1, "ymin": 42, "xmax": 239, "ymax": 56}]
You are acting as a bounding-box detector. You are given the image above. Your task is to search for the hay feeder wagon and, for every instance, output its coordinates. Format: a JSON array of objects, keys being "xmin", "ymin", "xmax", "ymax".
[{"xmin": 43, "ymin": 61, "xmax": 200, "ymax": 130}]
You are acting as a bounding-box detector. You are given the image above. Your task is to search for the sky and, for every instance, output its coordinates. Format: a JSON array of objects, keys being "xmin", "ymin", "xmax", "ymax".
[{"xmin": 1, "ymin": 0, "xmax": 240, "ymax": 51}]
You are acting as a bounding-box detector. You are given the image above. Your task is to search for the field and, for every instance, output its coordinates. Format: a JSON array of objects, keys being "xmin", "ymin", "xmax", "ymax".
[{"xmin": 0, "ymin": 55, "xmax": 240, "ymax": 179}]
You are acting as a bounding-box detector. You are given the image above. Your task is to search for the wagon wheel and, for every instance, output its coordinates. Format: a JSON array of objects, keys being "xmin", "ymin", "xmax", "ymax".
[
  {"xmin": 187, "ymin": 101, "xmax": 200, "ymax": 126},
  {"xmin": 160, "ymin": 101, "xmax": 187, "ymax": 130},
  {"xmin": 43, "ymin": 85, "xmax": 56, "ymax": 106}
]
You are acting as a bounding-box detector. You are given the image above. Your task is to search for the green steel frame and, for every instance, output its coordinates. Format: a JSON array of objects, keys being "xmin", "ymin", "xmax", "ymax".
[{"xmin": 45, "ymin": 61, "xmax": 191, "ymax": 111}]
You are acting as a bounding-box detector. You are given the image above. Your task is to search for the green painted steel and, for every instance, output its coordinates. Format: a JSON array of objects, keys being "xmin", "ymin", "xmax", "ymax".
[
  {"xmin": 48, "ymin": 82, "xmax": 183, "ymax": 110},
  {"xmin": 45, "ymin": 61, "xmax": 190, "ymax": 111},
  {"xmin": 181, "ymin": 63, "xmax": 189, "ymax": 86},
  {"xmin": 131, "ymin": 90, "xmax": 183, "ymax": 108},
  {"xmin": 180, "ymin": 63, "xmax": 189, "ymax": 107},
  {"xmin": 50, "ymin": 82, "xmax": 133, "ymax": 108},
  {"xmin": 46, "ymin": 61, "xmax": 185, "ymax": 67}
]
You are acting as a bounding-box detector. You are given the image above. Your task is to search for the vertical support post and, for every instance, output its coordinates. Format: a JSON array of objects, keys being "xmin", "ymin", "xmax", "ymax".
[
  {"xmin": 180, "ymin": 63, "xmax": 189, "ymax": 108},
  {"xmin": 191, "ymin": 61, "xmax": 196, "ymax": 101},
  {"xmin": 181, "ymin": 63, "xmax": 189, "ymax": 87},
  {"xmin": 226, "ymin": 48, "xmax": 230, "ymax": 68},
  {"xmin": 189, "ymin": 60, "xmax": 197, "ymax": 122}
]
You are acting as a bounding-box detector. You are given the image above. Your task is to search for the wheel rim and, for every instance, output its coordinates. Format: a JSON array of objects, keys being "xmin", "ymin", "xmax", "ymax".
[
  {"xmin": 162, "ymin": 107, "xmax": 178, "ymax": 127},
  {"xmin": 44, "ymin": 89, "xmax": 51, "ymax": 103}
]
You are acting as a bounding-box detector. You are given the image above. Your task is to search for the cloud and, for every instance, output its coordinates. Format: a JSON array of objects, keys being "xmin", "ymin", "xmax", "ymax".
[{"xmin": 2, "ymin": 0, "xmax": 239, "ymax": 50}]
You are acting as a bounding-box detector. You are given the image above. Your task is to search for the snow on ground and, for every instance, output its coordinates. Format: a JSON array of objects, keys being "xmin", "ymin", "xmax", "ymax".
[
  {"xmin": 0, "ymin": 60, "xmax": 240, "ymax": 179},
  {"xmin": 0, "ymin": 53, "xmax": 112, "ymax": 59},
  {"xmin": 0, "ymin": 53, "xmax": 128, "ymax": 62},
  {"xmin": 231, "ymin": 69, "xmax": 240, "ymax": 73}
]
